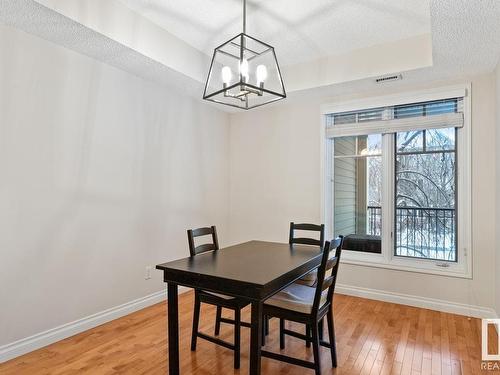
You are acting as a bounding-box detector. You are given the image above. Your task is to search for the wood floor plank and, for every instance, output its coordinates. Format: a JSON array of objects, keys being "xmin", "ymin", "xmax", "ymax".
[
  {"xmin": 411, "ymin": 308, "xmax": 426, "ymax": 373},
  {"xmin": 0, "ymin": 292, "xmax": 490, "ymax": 375}
]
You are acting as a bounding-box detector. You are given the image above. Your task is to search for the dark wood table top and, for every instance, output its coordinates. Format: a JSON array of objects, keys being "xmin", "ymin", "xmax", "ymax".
[{"xmin": 156, "ymin": 240, "xmax": 323, "ymax": 300}]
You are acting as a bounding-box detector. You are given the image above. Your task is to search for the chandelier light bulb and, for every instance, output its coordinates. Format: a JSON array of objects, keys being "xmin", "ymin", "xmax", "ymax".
[
  {"xmin": 239, "ymin": 59, "xmax": 249, "ymax": 82},
  {"xmin": 221, "ymin": 66, "xmax": 232, "ymax": 85},
  {"xmin": 256, "ymin": 65, "xmax": 268, "ymax": 84}
]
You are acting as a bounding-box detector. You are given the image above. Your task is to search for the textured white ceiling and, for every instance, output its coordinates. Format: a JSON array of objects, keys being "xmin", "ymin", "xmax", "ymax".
[
  {"xmin": 1, "ymin": 0, "xmax": 499, "ymax": 113},
  {"xmin": 0, "ymin": 0, "xmax": 204, "ymax": 97},
  {"xmin": 286, "ymin": 0, "xmax": 500, "ymax": 105},
  {"xmin": 429, "ymin": 0, "xmax": 500, "ymax": 78},
  {"xmin": 119, "ymin": 0, "xmax": 431, "ymax": 66}
]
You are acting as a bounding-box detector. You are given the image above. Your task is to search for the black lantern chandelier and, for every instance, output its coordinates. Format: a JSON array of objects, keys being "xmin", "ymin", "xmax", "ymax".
[{"xmin": 203, "ymin": 0, "xmax": 286, "ymax": 110}]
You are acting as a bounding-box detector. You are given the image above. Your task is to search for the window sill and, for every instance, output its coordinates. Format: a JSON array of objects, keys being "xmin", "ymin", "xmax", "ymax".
[{"xmin": 340, "ymin": 256, "xmax": 472, "ymax": 279}]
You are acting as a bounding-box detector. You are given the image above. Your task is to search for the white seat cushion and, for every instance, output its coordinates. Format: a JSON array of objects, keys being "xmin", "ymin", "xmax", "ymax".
[
  {"xmin": 296, "ymin": 269, "xmax": 317, "ymax": 286},
  {"xmin": 300, "ymin": 269, "xmax": 317, "ymax": 281},
  {"xmin": 264, "ymin": 283, "xmax": 327, "ymax": 314},
  {"xmin": 296, "ymin": 250, "xmax": 337, "ymax": 286}
]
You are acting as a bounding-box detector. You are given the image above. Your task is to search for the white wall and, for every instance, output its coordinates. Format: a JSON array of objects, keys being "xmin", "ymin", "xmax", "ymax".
[
  {"xmin": 496, "ymin": 62, "xmax": 500, "ymax": 317},
  {"xmin": 0, "ymin": 25, "xmax": 230, "ymax": 346},
  {"xmin": 229, "ymin": 74, "xmax": 497, "ymax": 314}
]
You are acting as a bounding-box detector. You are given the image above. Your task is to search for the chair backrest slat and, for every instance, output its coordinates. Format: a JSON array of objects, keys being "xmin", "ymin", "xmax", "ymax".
[
  {"xmin": 187, "ymin": 225, "xmax": 219, "ymax": 256},
  {"xmin": 325, "ymin": 257, "xmax": 338, "ymax": 270},
  {"xmin": 191, "ymin": 227, "xmax": 214, "ymax": 237},
  {"xmin": 194, "ymin": 243, "xmax": 217, "ymax": 254},
  {"xmin": 292, "ymin": 237, "xmax": 323, "ymax": 246},
  {"xmin": 311, "ymin": 236, "xmax": 343, "ymax": 315},
  {"xmin": 293, "ymin": 223, "xmax": 323, "ymax": 231},
  {"xmin": 321, "ymin": 276, "xmax": 334, "ymax": 292},
  {"xmin": 289, "ymin": 222, "xmax": 325, "ymax": 247}
]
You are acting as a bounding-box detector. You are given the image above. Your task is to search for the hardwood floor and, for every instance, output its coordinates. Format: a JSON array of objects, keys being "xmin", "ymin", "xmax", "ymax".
[{"xmin": 0, "ymin": 291, "xmax": 497, "ymax": 375}]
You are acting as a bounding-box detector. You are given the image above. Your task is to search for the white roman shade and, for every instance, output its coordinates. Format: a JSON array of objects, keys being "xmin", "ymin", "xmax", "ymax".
[{"xmin": 325, "ymin": 97, "xmax": 465, "ymax": 138}]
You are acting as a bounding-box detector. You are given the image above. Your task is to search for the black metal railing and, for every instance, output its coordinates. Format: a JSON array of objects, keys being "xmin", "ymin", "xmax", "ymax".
[
  {"xmin": 367, "ymin": 206, "xmax": 382, "ymax": 236},
  {"xmin": 366, "ymin": 206, "xmax": 456, "ymax": 261}
]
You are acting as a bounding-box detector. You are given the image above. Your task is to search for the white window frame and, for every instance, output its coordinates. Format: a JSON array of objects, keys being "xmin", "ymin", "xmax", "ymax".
[{"xmin": 320, "ymin": 84, "xmax": 472, "ymax": 278}]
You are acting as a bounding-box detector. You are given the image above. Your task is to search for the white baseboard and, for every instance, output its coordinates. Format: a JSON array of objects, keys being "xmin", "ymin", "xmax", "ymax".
[
  {"xmin": 336, "ymin": 283, "xmax": 497, "ymax": 319},
  {"xmin": 0, "ymin": 286, "xmax": 190, "ymax": 363}
]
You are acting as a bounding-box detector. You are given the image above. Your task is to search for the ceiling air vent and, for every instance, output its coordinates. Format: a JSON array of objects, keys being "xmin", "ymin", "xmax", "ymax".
[{"xmin": 375, "ymin": 74, "xmax": 402, "ymax": 84}]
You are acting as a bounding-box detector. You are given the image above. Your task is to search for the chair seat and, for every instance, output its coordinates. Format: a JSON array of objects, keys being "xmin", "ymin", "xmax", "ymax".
[
  {"xmin": 265, "ymin": 283, "xmax": 327, "ymax": 314},
  {"xmin": 204, "ymin": 291, "xmax": 234, "ymax": 299},
  {"xmin": 198, "ymin": 290, "xmax": 249, "ymax": 309},
  {"xmin": 198, "ymin": 290, "xmax": 235, "ymax": 300}
]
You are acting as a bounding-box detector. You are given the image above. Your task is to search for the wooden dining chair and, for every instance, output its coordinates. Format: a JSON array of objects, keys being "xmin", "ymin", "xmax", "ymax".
[
  {"xmin": 288, "ymin": 222, "xmax": 326, "ymax": 345},
  {"xmin": 262, "ymin": 222, "xmax": 325, "ymax": 345},
  {"xmin": 289, "ymin": 222, "xmax": 325, "ymax": 287},
  {"xmin": 261, "ymin": 236, "xmax": 344, "ymax": 375},
  {"xmin": 188, "ymin": 226, "xmax": 250, "ymax": 369}
]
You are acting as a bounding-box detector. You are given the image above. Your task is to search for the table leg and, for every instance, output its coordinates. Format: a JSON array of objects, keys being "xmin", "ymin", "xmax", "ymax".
[
  {"xmin": 167, "ymin": 283, "xmax": 179, "ymax": 375},
  {"xmin": 249, "ymin": 301, "xmax": 263, "ymax": 375}
]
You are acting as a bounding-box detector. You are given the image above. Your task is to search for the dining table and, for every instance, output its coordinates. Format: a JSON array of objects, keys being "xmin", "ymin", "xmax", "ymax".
[{"xmin": 156, "ymin": 240, "xmax": 324, "ymax": 375}]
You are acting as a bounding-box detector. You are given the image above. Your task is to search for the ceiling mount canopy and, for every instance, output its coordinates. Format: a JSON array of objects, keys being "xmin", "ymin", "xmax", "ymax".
[{"xmin": 203, "ymin": 0, "xmax": 286, "ymax": 110}]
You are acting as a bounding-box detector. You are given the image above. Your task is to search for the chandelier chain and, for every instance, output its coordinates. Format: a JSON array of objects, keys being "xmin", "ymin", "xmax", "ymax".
[{"xmin": 243, "ymin": 0, "xmax": 246, "ymax": 34}]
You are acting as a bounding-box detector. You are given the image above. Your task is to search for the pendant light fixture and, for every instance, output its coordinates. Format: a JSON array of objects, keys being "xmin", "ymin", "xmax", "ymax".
[{"xmin": 203, "ymin": 0, "xmax": 286, "ymax": 110}]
